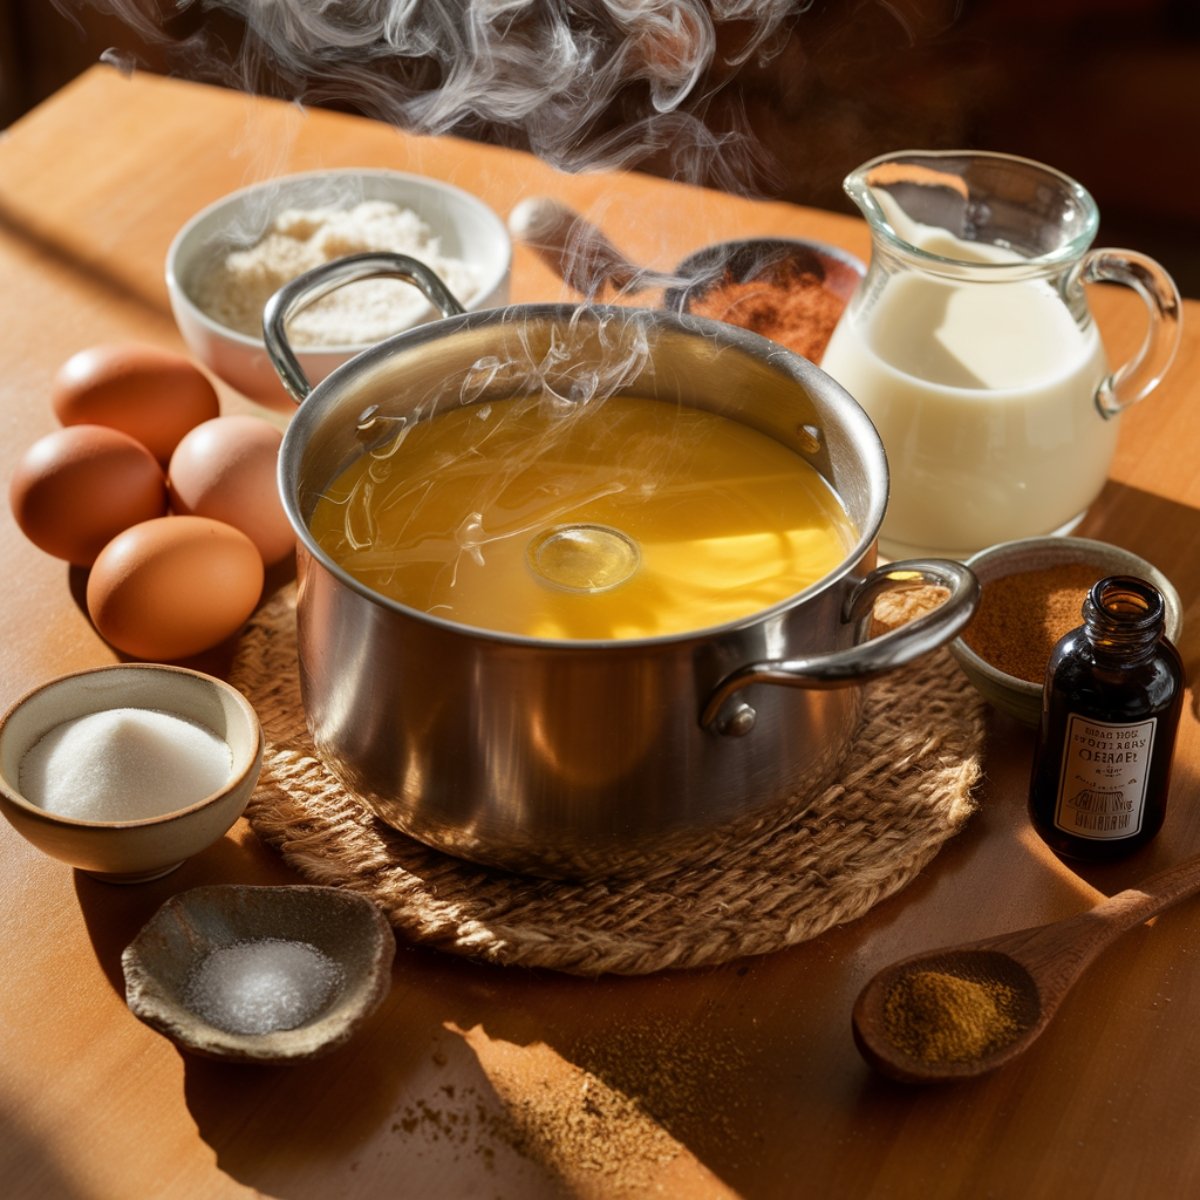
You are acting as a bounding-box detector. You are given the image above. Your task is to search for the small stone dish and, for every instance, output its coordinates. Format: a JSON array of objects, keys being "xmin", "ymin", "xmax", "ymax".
[
  {"xmin": 0, "ymin": 665, "xmax": 262, "ymax": 883},
  {"xmin": 949, "ymin": 536, "xmax": 1183, "ymax": 727},
  {"xmin": 122, "ymin": 884, "xmax": 395, "ymax": 1064}
]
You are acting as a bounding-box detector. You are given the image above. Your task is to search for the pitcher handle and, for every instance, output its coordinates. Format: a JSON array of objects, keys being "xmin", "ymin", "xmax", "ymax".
[
  {"xmin": 1075, "ymin": 248, "xmax": 1182, "ymax": 420},
  {"xmin": 700, "ymin": 560, "xmax": 979, "ymax": 736},
  {"xmin": 262, "ymin": 252, "xmax": 468, "ymax": 404}
]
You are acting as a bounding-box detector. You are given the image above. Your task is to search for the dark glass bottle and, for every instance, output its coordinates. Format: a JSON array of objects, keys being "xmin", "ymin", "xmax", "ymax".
[{"xmin": 1029, "ymin": 575, "xmax": 1184, "ymax": 862}]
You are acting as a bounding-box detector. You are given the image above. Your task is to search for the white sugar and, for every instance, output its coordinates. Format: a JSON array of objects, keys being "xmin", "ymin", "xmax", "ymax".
[
  {"xmin": 19, "ymin": 707, "xmax": 233, "ymax": 821},
  {"xmin": 184, "ymin": 939, "xmax": 344, "ymax": 1035}
]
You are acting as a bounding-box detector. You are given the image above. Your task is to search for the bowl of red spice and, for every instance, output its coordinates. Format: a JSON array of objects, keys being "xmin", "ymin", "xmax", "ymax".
[
  {"xmin": 950, "ymin": 536, "xmax": 1183, "ymax": 726},
  {"xmin": 665, "ymin": 237, "xmax": 864, "ymax": 363}
]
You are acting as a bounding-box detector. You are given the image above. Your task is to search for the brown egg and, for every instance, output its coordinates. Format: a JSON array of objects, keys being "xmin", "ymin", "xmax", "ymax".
[
  {"xmin": 168, "ymin": 415, "xmax": 295, "ymax": 565},
  {"xmin": 86, "ymin": 516, "xmax": 264, "ymax": 660},
  {"xmin": 9, "ymin": 425, "xmax": 169, "ymax": 565},
  {"xmin": 52, "ymin": 343, "xmax": 221, "ymax": 465}
]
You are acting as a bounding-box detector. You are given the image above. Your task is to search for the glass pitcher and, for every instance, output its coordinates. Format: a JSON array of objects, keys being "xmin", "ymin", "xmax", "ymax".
[{"xmin": 821, "ymin": 150, "xmax": 1181, "ymax": 560}]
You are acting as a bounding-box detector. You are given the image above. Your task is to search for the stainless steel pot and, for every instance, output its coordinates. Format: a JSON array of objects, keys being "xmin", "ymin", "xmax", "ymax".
[{"xmin": 267, "ymin": 254, "xmax": 978, "ymax": 877}]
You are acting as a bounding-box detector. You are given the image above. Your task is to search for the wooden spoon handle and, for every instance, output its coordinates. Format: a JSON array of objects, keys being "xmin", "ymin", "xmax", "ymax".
[
  {"xmin": 508, "ymin": 197, "xmax": 673, "ymax": 294},
  {"xmin": 985, "ymin": 854, "xmax": 1200, "ymax": 1001}
]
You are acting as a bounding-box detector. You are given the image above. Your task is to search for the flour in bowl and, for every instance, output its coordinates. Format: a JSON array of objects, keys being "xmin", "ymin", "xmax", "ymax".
[{"xmin": 193, "ymin": 200, "xmax": 482, "ymax": 347}]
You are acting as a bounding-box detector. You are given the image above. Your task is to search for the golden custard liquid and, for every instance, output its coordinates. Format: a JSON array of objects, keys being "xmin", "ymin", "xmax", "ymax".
[{"xmin": 308, "ymin": 394, "xmax": 855, "ymax": 639}]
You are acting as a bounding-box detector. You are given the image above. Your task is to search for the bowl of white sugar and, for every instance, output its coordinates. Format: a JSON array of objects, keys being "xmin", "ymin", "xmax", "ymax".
[
  {"xmin": 166, "ymin": 168, "xmax": 512, "ymax": 411},
  {"xmin": 0, "ymin": 665, "xmax": 262, "ymax": 882}
]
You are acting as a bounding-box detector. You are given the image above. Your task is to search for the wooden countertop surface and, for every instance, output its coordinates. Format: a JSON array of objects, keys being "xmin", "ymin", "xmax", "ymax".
[{"xmin": 1, "ymin": 67, "xmax": 1198, "ymax": 1200}]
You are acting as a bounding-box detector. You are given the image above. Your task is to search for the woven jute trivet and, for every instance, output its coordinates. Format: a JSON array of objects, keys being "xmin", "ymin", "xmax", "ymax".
[{"xmin": 229, "ymin": 587, "xmax": 985, "ymax": 976}]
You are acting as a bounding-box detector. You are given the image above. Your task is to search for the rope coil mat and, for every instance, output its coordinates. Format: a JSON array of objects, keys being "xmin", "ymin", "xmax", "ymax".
[{"xmin": 231, "ymin": 587, "xmax": 985, "ymax": 976}]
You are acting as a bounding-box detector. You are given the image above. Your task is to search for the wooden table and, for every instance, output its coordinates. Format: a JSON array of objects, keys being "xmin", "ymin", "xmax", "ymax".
[{"xmin": 2, "ymin": 68, "xmax": 1198, "ymax": 1199}]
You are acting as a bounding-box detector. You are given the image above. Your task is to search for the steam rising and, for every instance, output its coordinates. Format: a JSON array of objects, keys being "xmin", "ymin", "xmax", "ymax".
[
  {"xmin": 57, "ymin": 0, "xmax": 813, "ymax": 190},
  {"xmin": 337, "ymin": 307, "xmax": 656, "ymax": 573}
]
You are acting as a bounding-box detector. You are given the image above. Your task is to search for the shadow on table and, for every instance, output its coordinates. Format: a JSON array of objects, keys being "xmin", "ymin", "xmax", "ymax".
[
  {"xmin": 59, "ymin": 718, "xmax": 1032, "ymax": 1195},
  {"xmin": 841, "ymin": 750, "xmax": 1200, "ymax": 1190},
  {"xmin": 175, "ymin": 947, "xmax": 579, "ymax": 1199},
  {"xmin": 73, "ymin": 825, "xmax": 303, "ymax": 995},
  {"xmin": 64, "ymin": 475, "xmax": 1200, "ymax": 1198},
  {"xmin": 79, "ymin": 778, "xmax": 1200, "ymax": 1200},
  {"xmin": 78, "ymin": 849, "xmax": 862, "ymax": 1198},
  {"xmin": 0, "ymin": 193, "xmax": 169, "ymax": 321},
  {"xmin": 73, "ymin": 845, "xmax": 579, "ymax": 1195},
  {"xmin": 175, "ymin": 952, "xmax": 785, "ymax": 1198},
  {"xmin": 0, "ymin": 1098, "xmax": 89, "ymax": 1200},
  {"xmin": 1076, "ymin": 479, "xmax": 1200, "ymax": 718}
]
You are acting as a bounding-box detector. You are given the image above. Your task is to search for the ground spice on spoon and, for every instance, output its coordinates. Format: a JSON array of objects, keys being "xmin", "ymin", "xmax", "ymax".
[{"xmin": 882, "ymin": 969, "xmax": 1022, "ymax": 1064}]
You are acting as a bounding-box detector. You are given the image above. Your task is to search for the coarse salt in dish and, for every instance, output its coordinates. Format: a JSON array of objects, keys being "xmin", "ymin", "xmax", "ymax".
[
  {"xmin": 122, "ymin": 884, "xmax": 394, "ymax": 1064},
  {"xmin": 184, "ymin": 938, "xmax": 344, "ymax": 1035}
]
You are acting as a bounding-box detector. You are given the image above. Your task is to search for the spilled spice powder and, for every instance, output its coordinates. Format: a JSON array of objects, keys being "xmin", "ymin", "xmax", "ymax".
[
  {"xmin": 394, "ymin": 1017, "xmax": 763, "ymax": 1193},
  {"xmin": 686, "ymin": 259, "xmax": 846, "ymax": 361},
  {"xmin": 963, "ymin": 562, "xmax": 1100, "ymax": 684},
  {"xmin": 883, "ymin": 969, "xmax": 1022, "ymax": 1064},
  {"xmin": 486, "ymin": 1054, "xmax": 681, "ymax": 1188}
]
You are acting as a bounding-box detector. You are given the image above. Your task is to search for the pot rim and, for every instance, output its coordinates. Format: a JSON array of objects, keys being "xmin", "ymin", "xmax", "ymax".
[{"xmin": 278, "ymin": 302, "xmax": 888, "ymax": 649}]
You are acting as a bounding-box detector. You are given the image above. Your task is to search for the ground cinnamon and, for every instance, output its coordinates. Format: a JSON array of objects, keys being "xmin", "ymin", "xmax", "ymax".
[
  {"xmin": 963, "ymin": 563, "xmax": 1100, "ymax": 684},
  {"xmin": 686, "ymin": 261, "xmax": 846, "ymax": 361}
]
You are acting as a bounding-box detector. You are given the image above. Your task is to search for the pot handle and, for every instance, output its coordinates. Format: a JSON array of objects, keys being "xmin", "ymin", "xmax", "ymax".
[
  {"xmin": 701, "ymin": 559, "xmax": 979, "ymax": 736},
  {"xmin": 262, "ymin": 252, "xmax": 469, "ymax": 404}
]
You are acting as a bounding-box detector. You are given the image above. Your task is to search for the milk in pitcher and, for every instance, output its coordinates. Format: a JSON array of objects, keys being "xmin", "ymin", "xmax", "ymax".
[
  {"xmin": 822, "ymin": 219, "xmax": 1114, "ymax": 560},
  {"xmin": 822, "ymin": 150, "xmax": 1182, "ymax": 559},
  {"xmin": 820, "ymin": 274, "xmax": 1108, "ymax": 559}
]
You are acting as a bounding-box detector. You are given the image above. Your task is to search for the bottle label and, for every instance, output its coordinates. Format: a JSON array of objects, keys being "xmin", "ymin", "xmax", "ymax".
[{"xmin": 1054, "ymin": 715, "xmax": 1158, "ymax": 840}]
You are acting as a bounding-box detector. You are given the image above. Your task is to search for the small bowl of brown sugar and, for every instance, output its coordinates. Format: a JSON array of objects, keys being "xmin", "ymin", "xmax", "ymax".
[
  {"xmin": 950, "ymin": 536, "xmax": 1183, "ymax": 726},
  {"xmin": 664, "ymin": 237, "xmax": 864, "ymax": 363}
]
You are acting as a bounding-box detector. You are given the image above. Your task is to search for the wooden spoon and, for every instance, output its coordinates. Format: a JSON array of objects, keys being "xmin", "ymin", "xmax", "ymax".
[
  {"xmin": 507, "ymin": 196, "xmax": 841, "ymax": 301},
  {"xmin": 852, "ymin": 852, "xmax": 1200, "ymax": 1083},
  {"xmin": 508, "ymin": 196, "xmax": 681, "ymax": 295}
]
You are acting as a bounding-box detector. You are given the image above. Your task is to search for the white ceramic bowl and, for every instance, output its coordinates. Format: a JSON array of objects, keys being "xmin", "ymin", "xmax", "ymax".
[
  {"xmin": 950, "ymin": 536, "xmax": 1184, "ymax": 727},
  {"xmin": 166, "ymin": 168, "xmax": 512, "ymax": 411},
  {"xmin": 0, "ymin": 665, "xmax": 262, "ymax": 882}
]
